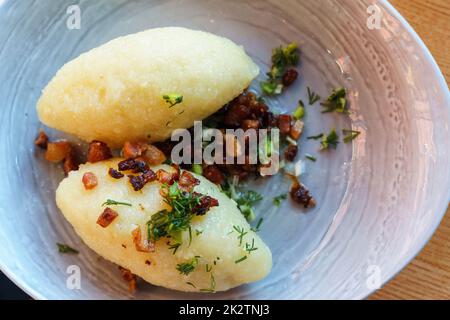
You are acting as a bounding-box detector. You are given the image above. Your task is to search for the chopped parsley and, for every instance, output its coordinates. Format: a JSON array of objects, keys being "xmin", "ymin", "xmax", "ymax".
[
  {"xmin": 320, "ymin": 128, "xmax": 339, "ymax": 150},
  {"xmin": 321, "ymin": 87, "xmax": 348, "ymax": 113},
  {"xmin": 293, "ymin": 100, "xmax": 305, "ymax": 120},
  {"xmin": 305, "ymin": 154, "xmax": 317, "ymax": 162},
  {"xmin": 307, "ymin": 86, "xmax": 321, "ymax": 105},
  {"xmin": 57, "ymin": 243, "xmax": 78, "ymax": 254},
  {"xmin": 163, "ymin": 94, "xmax": 183, "ymax": 108},
  {"xmin": 343, "ymin": 129, "xmax": 361, "ymax": 143},
  {"xmin": 272, "ymin": 194, "xmax": 287, "ymax": 207},
  {"xmin": 101, "ymin": 199, "xmax": 132, "ymax": 207},
  {"xmin": 176, "ymin": 257, "xmax": 199, "ymax": 276},
  {"xmin": 260, "ymin": 42, "xmax": 299, "ymax": 96},
  {"xmin": 235, "ymin": 256, "xmax": 248, "ymax": 264}
]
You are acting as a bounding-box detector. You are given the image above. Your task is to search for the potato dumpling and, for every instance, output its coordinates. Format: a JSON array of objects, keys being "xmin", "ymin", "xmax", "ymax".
[
  {"xmin": 56, "ymin": 159, "xmax": 272, "ymax": 292},
  {"xmin": 37, "ymin": 27, "xmax": 259, "ymax": 147}
]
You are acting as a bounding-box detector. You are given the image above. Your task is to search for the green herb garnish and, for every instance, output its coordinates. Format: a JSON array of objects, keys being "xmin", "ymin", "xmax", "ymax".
[
  {"xmin": 245, "ymin": 238, "xmax": 258, "ymax": 254},
  {"xmin": 146, "ymin": 182, "xmax": 210, "ymax": 244},
  {"xmin": 307, "ymin": 133, "xmax": 324, "ymax": 140},
  {"xmin": 342, "ymin": 129, "xmax": 361, "ymax": 143},
  {"xmin": 305, "ymin": 154, "xmax": 317, "ymax": 162},
  {"xmin": 205, "ymin": 264, "xmax": 212, "ymax": 273},
  {"xmin": 191, "ymin": 164, "xmax": 203, "ymax": 175},
  {"xmin": 260, "ymin": 43, "xmax": 299, "ymax": 96},
  {"xmin": 186, "ymin": 282, "xmax": 196, "ymax": 288},
  {"xmin": 200, "ymin": 273, "xmax": 216, "ymax": 293},
  {"xmin": 321, "ymin": 87, "xmax": 348, "ymax": 113},
  {"xmin": 293, "ymin": 100, "xmax": 305, "ymax": 120},
  {"xmin": 176, "ymin": 257, "xmax": 199, "ymax": 276},
  {"xmin": 101, "ymin": 199, "xmax": 132, "ymax": 207},
  {"xmin": 273, "ymin": 194, "xmax": 287, "ymax": 207},
  {"xmin": 168, "ymin": 242, "xmax": 181, "ymax": 255},
  {"xmin": 232, "ymin": 225, "xmax": 248, "ymax": 246},
  {"xmin": 320, "ymin": 128, "xmax": 339, "ymax": 150},
  {"xmin": 163, "ymin": 94, "xmax": 183, "ymax": 108},
  {"xmin": 57, "ymin": 243, "xmax": 78, "ymax": 254},
  {"xmin": 222, "ymin": 181, "xmax": 262, "ymax": 222},
  {"xmin": 195, "ymin": 229, "xmax": 203, "ymax": 236},
  {"xmin": 235, "ymin": 256, "xmax": 248, "ymax": 264},
  {"xmin": 307, "ymin": 86, "xmax": 321, "ymax": 105},
  {"xmin": 251, "ymin": 218, "xmax": 264, "ymax": 232}
]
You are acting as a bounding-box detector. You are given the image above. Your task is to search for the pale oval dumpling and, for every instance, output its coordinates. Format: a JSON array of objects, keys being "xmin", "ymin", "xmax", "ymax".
[
  {"xmin": 37, "ymin": 27, "xmax": 259, "ymax": 147},
  {"xmin": 56, "ymin": 159, "xmax": 272, "ymax": 292}
]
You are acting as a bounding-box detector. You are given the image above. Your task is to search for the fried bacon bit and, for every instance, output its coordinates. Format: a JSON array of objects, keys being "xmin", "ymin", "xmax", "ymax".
[
  {"xmin": 97, "ymin": 207, "xmax": 118, "ymax": 228},
  {"xmin": 278, "ymin": 114, "xmax": 292, "ymax": 135},
  {"xmin": 34, "ymin": 130, "xmax": 49, "ymax": 149},
  {"xmin": 144, "ymin": 144, "xmax": 167, "ymax": 166},
  {"xmin": 241, "ymin": 119, "xmax": 259, "ymax": 131},
  {"xmin": 290, "ymin": 120, "xmax": 304, "ymax": 140},
  {"xmin": 192, "ymin": 194, "xmax": 219, "ymax": 216},
  {"xmin": 118, "ymin": 266, "xmax": 137, "ymax": 293},
  {"xmin": 108, "ymin": 168, "xmax": 124, "ymax": 179},
  {"xmin": 63, "ymin": 151, "xmax": 79, "ymax": 176},
  {"xmin": 45, "ymin": 141, "xmax": 71, "ymax": 163},
  {"xmin": 82, "ymin": 172, "xmax": 98, "ymax": 190},
  {"xmin": 178, "ymin": 171, "xmax": 200, "ymax": 192},
  {"xmin": 131, "ymin": 227, "xmax": 155, "ymax": 253},
  {"xmin": 118, "ymin": 158, "xmax": 147, "ymax": 172},
  {"xmin": 156, "ymin": 166, "xmax": 180, "ymax": 185},
  {"xmin": 224, "ymin": 104, "xmax": 251, "ymax": 127},
  {"xmin": 284, "ymin": 145, "xmax": 298, "ymax": 162},
  {"xmin": 122, "ymin": 141, "xmax": 147, "ymax": 159},
  {"xmin": 128, "ymin": 169, "xmax": 157, "ymax": 191},
  {"xmin": 290, "ymin": 180, "xmax": 316, "ymax": 208},
  {"xmin": 282, "ymin": 69, "xmax": 299, "ymax": 87},
  {"xmin": 202, "ymin": 165, "xmax": 225, "ymax": 185},
  {"xmin": 145, "ymin": 260, "xmax": 152, "ymax": 266},
  {"xmin": 87, "ymin": 140, "xmax": 112, "ymax": 163}
]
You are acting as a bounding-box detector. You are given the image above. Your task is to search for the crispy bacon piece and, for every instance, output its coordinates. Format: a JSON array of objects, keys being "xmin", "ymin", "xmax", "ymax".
[
  {"xmin": 128, "ymin": 169, "xmax": 157, "ymax": 191},
  {"xmin": 224, "ymin": 104, "xmax": 251, "ymax": 127},
  {"xmin": 193, "ymin": 194, "xmax": 219, "ymax": 216},
  {"xmin": 284, "ymin": 145, "xmax": 298, "ymax": 162},
  {"xmin": 82, "ymin": 172, "xmax": 98, "ymax": 190},
  {"xmin": 97, "ymin": 207, "xmax": 118, "ymax": 228},
  {"xmin": 131, "ymin": 227, "xmax": 155, "ymax": 253},
  {"xmin": 122, "ymin": 141, "xmax": 147, "ymax": 159},
  {"xmin": 45, "ymin": 141, "xmax": 72, "ymax": 163},
  {"xmin": 144, "ymin": 145, "xmax": 167, "ymax": 166},
  {"xmin": 63, "ymin": 151, "xmax": 79, "ymax": 175},
  {"xmin": 178, "ymin": 171, "xmax": 200, "ymax": 192},
  {"xmin": 118, "ymin": 266, "xmax": 137, "ymax": 293},
  {"xmin": 278, "ymin": 114, "xmax": 292, "ymax": 135},
  {"xmin": 34, "ymin": 130, "xmax": 49, "ymax": 149},
  {"xmin": 241, "ymin": 119, "xmax": 259, "ymax": 131},
  {"xmin": 87, "ymin": 141, "xmax": 112, "ymax": 163},
  {"xmin": 156, "ymin": 164, "xmax": 180, "ymax": 185},
  {"xmin": 108, "ymin": 168, "xmax": 124, "ymax": 179},
  {"xmin": 282, "ymin": 69, "xmax": 299, "ymax": 87},
  {"xmin": 202, "ymin": 165, "xmax": 225, "ymax": 185},
  {"xmin": 290, "ymin": 180, "xmax": 316, "ymax": 208},
  {"xmin": 290, "ymin": 120, "xmax": 304, "ymax": 140}
]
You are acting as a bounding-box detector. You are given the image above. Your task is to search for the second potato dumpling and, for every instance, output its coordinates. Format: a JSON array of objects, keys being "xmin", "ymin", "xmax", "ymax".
[{"xmin": 37, "ymin": 27, "xmax": 259, "ymax": 147}]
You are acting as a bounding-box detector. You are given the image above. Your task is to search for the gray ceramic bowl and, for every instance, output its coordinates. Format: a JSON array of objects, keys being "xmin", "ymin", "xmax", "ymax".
[{"xmin": 0, "ymin": 0, "xmax": 449, "ymax": 299}]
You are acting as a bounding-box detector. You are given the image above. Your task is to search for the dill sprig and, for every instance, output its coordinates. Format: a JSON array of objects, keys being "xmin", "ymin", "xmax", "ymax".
[
  {"xmin": 245, "ymin": 238, "xmax": 258, "ymax": 255},
  {"xmin": 176, "ymin": 257, "xmax": 199, "ymax": 276},
  {"xmin": 57, "ymin": 243, "xmax": 78, "ymax": 254},
  {"xmin": 233, "ymin": 225, "xmax": 248, "ymax": 246},
  {"xmin": 343, "ymin": 129, "xmax": 361, "ymax": 143},
  {"xmin": 321, "ymin": 87, "xmax": 348, "ymax": 113},
  {"xmin": 307, "ymin": 86, "xmax": 321, "ymax": 105},
  {"xmin": 272, "ymin": 194, "xmax": 287, "ymax": 207},
  {"xmin": 200, "ymin": 273, "xmax": 216, "ymax": 293},
  {"xmin": 251, "ymin": 218, "xmax": 264, "ymax": 232},
  {"xmin": 163, "ymin": 94, "xmax": 183, "ymax": 108},
  {"xmin": 320, "ymin": 129, "xmax": 339, "ymax": 150},
  {"xmin": 101, "ymin": 199, "xmax": 132, "ymax": 207}
]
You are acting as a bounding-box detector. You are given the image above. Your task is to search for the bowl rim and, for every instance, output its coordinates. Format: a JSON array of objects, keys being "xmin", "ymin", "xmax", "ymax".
[{"xmin": 1, "ymin": 0, "xmax": 449, "ymax": 300}]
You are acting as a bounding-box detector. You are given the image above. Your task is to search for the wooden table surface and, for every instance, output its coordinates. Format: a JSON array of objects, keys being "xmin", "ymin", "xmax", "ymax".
[{"xmin": 370, "ymin": 0, "xmax": 450, "ymax": 300}]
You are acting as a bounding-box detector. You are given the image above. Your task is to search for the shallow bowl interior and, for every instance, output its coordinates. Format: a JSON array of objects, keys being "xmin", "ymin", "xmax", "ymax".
[{"xmin": 0, "ymin": 0, "xmax": 449, "ymax": 299}]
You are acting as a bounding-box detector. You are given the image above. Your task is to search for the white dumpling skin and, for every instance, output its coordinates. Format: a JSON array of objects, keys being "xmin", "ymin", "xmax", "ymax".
[
  {"xmin": 56, "ymin": 159, "xmax": 272, "ymax": 292},
  {"xmin": 37, "ymin": 27, "xmax": 259, "ymax": 147}
]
